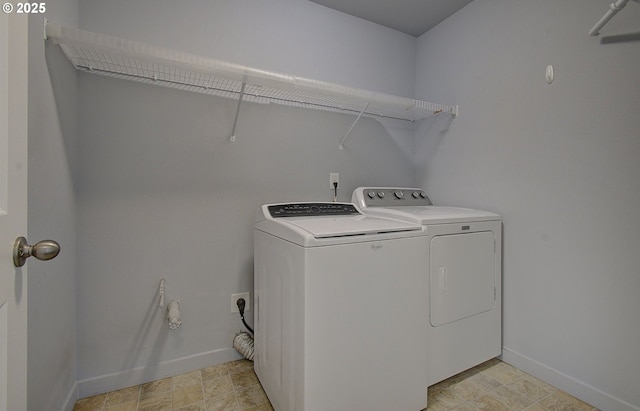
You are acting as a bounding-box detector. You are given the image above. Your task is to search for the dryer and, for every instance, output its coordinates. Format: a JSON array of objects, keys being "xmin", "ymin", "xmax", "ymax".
[
  {"xmin": 254, "ymin": 202, "xmax": 429, "ymax": 411},
  {"xmin": 352, "ymin": 188, "xmax": 502, "ymax": 386}
]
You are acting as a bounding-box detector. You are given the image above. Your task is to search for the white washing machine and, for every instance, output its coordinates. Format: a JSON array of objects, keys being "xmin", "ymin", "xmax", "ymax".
[
  {"xmin": 352, "ymin": 188, "xmax": 502, "ymax": 386},
  {"xmin": 254, "ymin": 202, "xmax": 429, "ymax": 411}
]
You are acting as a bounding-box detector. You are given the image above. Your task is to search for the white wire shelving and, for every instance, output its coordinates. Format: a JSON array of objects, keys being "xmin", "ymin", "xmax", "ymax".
[{"xmin": 44, "ymin": 20, "xmax": 458, "ymax": 148}]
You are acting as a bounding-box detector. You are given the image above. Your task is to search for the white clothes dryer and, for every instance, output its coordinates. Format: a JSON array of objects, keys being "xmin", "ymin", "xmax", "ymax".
[
  {"xmin": 352, "ymin": 188, "xmax": 502, "ymax": 386},
  {"xmin": 254, "ymin": 203, "xmax": 429, "ymax": 411}
]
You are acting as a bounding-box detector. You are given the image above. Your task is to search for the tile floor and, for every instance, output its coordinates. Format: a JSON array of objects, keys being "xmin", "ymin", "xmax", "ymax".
[
  {"xmin": 73, "ymin": 358, "xmax": 598, "ymax": 411},
  {"xmin": 424, "ymin": 358, "xmax": 598, "ymax": 411},
  {"xmin": 72, "ymin": 359, "xmax": 272, "ymax": 411}
]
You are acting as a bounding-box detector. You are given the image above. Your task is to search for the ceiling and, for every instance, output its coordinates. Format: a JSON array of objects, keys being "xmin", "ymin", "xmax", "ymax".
[{"xmin": 308, "ymin": 0, "xmax": 475, "ymax": 37}]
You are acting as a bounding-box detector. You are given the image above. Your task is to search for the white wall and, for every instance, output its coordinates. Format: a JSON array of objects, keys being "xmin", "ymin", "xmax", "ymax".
[
  {"xmin": 78, "ymin": 0, "xmax": 416, "ymax": 98},
  {"xmin": 27, "ymin": 1, "xmax": 79, "ymax": 410},
  {"xmin": 415, "ymin": 0, "xmax": 640, "ymax": 410},
  {"xmin": 74, "ymin": 0, "xmax": 417, "ymax": 395}
]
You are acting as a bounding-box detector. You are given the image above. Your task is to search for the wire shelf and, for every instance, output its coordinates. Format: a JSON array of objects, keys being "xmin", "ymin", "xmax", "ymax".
[{"xmin": 46, "ymin": 21, "xmax": 457, "ymax": 123}]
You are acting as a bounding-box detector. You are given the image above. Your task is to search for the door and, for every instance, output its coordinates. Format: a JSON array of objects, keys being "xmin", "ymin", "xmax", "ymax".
[
  {"xmin": 430, "ymin": 231, "xmax": 496, "ymax": 327},
  {"xmin": 0, "ymin": 11, "xmax": 29, "ymax": 411}
]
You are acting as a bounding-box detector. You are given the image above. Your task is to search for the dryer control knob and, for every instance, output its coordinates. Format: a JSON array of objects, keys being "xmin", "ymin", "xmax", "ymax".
[
  {"xmin": 377, "ymin": 191, "xmax": 385, "ymax": 198},
  {"xmin": 367, "ymin": 191, "xmax": 376, "ymax": 199},
  {"xmin": 394, "ymin": 191, "xmax": 404, "ymax": 199},
  {"xmin": 412, "ymin": 191, "xmax": 420, "ymax": 199}
]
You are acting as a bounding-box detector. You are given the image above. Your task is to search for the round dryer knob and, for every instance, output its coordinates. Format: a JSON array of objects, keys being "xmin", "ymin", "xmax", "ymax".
[
  {"xmin": 367, "ymin": 191, "xmax": 376, "ymax": 199},
  {"xmin": 412, "ymin": 191, "xmax": 420, "ymax": 199},
  {"xmin": 394, "ymin": 191, "xmax": 404, "ymax": 199},
  {"xmin": 377, "ymin": 192, "xmax": 385, "ymax": 198},
  {"xmin": 420, "ymin": 192, "xmax": 427, "ymax": 199}
]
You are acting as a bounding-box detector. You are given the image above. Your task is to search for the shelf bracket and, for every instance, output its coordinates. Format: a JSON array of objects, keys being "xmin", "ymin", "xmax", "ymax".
[
  {"xmin": 588, "ymin": 0, "xmax": 636, "ymax": 36},
  {"xmin": 229, "ymin": 82, "xmax": 246, "ymax": 142},
  {"xmin": 339, "ymin": 102, "xmax": 370, "ymax": 150}
]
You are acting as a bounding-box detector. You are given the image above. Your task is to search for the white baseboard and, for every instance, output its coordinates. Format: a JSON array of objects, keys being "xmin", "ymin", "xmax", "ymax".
[
  {"xmin": 60, "ymin": 382, "xmax": 78, "ymax": 411},
  {"xmin": 59, "ymin": 382, "xmax": 78, "ymax": 411},
  {"xmin": 76, "ymin": 347, "xmax": 242, "ymax": 399},
  {"xmin": 501, "ymin": 347, "xmax": 639, "ymax": 411}
]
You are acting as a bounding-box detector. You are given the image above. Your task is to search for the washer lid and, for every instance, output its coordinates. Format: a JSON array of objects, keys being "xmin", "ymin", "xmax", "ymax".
[{"xmin": 255, "ymin": 203, "xmax": 423, "ymax": 246}]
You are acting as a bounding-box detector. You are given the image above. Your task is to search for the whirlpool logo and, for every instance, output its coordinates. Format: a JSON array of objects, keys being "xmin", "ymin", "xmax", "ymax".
[{"xmin": 370, "ymin": 243, "xmax": 383, "ymax": 251}]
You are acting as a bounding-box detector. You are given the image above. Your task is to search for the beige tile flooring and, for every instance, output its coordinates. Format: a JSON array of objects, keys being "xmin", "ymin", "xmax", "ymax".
[
  {"xmin": 424, "ymin": 358, "xmax": 598, "ymax": 411},
  {"xmin": 73, "ymin": 358, "xmax": 598, "ymax": 411},
  {"xmin": 72, "ymin": 359, "xmax": 272, "ymax": 411}
]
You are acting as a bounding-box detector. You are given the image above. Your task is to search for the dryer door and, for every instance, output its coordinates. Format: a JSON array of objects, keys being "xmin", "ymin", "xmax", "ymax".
[{"xmin": 430, "ymin": 231, "xmax": 496, "ymax": 327}]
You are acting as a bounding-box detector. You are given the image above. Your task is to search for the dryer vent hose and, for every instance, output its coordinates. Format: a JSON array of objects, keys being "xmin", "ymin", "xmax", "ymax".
[{"xmin": 233, "ymin": 331, "xmax": 254, "ymax": 361}]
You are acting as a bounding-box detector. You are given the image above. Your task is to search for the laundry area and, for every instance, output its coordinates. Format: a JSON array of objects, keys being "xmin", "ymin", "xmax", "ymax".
[{"xmin": 3, "ymin": 0, "xmax": 640, "ymax": 410}]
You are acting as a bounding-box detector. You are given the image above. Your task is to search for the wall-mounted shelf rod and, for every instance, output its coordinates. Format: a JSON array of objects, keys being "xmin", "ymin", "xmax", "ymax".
[
  {"xmin": 589, "ymin": 0, "xmax": 639, "ymax": 36},
  {"xmin": 45, "ymin": 20, "xmax": 458, "ymax": 148},
  {"xmin": 68, "ymin": 63, "xmax": 415, "ymax": 121},
  {"xmin": 229, "ymin": 82, "xmax": 246, "ymax": 142},
  {"xmin": 339, "ymin": 102, "xmax": 370, "ymax": 150}
]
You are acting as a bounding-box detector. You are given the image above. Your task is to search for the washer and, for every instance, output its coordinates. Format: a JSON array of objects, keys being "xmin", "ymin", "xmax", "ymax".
[
  {"xmin": 254, "ymin": 202, "xmax": 429, "ymax": 411},
  {"xmin": 352, "ymin": 188, "xmax": 502, "ymax": 386}
]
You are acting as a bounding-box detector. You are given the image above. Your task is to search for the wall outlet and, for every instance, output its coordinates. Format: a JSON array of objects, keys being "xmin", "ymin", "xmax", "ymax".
[
  {"xmin": 231, "ymin": 292, "xmax": 251, "ymax": 313},
  {"xmin": 329, "ymin": 173, "xmax": 339, "ymax": 189}
]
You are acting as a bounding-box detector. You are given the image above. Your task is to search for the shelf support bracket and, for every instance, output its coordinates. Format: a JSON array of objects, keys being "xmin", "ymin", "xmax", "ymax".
[
  {"xmin": 339, "ymin": 102, "xmax": 370, "ymax": 150},
  {"xmin": 588, "ymin": 0, "xmax": 634, "ymax": 35},
  {"xmin": 229, "ymin": 82, "xmax": 247, "ymax": 142}
]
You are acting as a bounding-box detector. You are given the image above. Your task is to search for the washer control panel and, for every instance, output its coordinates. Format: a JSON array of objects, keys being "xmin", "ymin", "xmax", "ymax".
[
  {"xmin": 357, "ymin": 188, "xmax": 432, "ymax": 207},
  {"xmin": 268, "ymin": 203, "xmax": 360, "ymax": 218}
]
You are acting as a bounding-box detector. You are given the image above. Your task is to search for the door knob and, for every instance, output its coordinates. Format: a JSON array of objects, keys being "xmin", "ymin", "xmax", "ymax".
[{"xmin": 13, "ymin": 237, "xmax": 60, "ymax": 267}]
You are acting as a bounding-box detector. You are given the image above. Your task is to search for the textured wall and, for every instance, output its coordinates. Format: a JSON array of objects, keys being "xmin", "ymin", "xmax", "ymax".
[
  {"xmin": 27, "ymin": 1, "xmax": 80, "ymax": 410},
  {"xmin": 75, "ymin": 0, "xmax": 417, "ymax": 395},
  {"xmin": 415, "ymin": 1, "xmax": 640, "ymax": 409}
]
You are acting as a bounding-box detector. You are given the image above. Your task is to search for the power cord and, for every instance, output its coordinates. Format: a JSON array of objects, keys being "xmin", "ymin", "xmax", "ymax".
[
  {"xmin": 236, "ymin": 298, "xmax": 254, "ymax": 334},
  {"xmin": 333, "ymin": 181, "xmax": 338, "ymax": 202}
]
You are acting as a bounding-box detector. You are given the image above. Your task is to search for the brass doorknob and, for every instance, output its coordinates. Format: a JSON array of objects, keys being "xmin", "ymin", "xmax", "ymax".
[{"xmin": 13, "ymin": 237, "xmax": 60, "ymax": 267}]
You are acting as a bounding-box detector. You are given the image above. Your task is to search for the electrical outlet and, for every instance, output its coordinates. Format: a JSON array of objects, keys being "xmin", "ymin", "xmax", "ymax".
[
  {"xmin": 329, "ymin": 173, "xmax": 339, "ymax": 189},
  {"xmin": 231, "ymin": 292, "xmax": 251, "ymax": 313}
]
